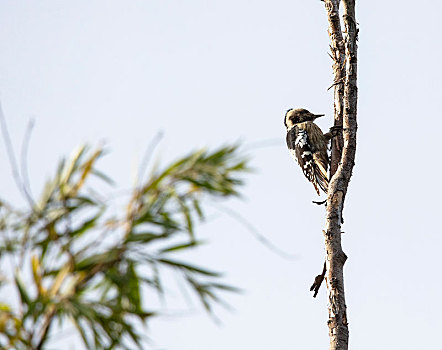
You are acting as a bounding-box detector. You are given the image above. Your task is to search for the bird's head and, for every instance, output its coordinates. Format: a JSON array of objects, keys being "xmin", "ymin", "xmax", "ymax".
[{"xmin": 284, "ymin": 108, "xmax": 324, "ymax": 130}]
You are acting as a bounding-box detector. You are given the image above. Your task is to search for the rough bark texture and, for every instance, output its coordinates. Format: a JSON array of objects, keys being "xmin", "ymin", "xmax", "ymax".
[
  {"xmin": 323, "ymin": 1, "xmax": 358, "ymax": 350},
  {"xmin": 325, "ymin": 0, "xmax": 345, "ymax": 175}
]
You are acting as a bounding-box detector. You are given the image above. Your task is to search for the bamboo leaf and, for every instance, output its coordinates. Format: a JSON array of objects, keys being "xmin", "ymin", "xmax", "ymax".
[
  {"xmin": 91, "ymin": 169, "xmax": 115, "ymax": 185},
  {"xmin": 75, "ymin": 249, "xmax": 121, "ymax": 271},
  {"xmin": 206, "ymin": 282, "xmax": 242, "ymax": 293},
  {"xmin": 158, "ymin": 258, "xmax": 221, "ymax": 277},
  {"xmin": 69, "ymin": 210, "xmax": 103, "ymax": 238},
  {"xmin": 31, "ymin": 255, "xmax": 44, "ymax": 296},
  {"xmin": 71, "ymin": 148, "xmax": 103, "ymax": 196},
  {"xmin": 61, "ymin": 145, "xmax": 88, "ymax": 187},
  {"xmin": 192, "ymin": 198, "xmax": 204, "ymax": 219},
  {"xmin": 126, "ymin": 232, "xmax": 168, "ymax": 243},
  {"xmin": 126, "ymin": 262, "xmax": 141, "ymax": 311},
  {"xmin": 175, "ymin": 195, "xmax": 194, "ymax": 238},
  {"xmin": 159, "ymin": 241, "xmax": 201, "ymax": 253},
  {"xmin": 14, "ymin": 272, "xmax": 31, "ymax": 307},
  {"xmin": 0, "ymin": 141, "xmax": 250, "ymax": 349},
  {"xmin": 49, "ymin": 264, "xmax": 71, "ymax": 297},
  {"xmin": 71, "ymin": 316, "xmax": 93, "ymax": 350}
]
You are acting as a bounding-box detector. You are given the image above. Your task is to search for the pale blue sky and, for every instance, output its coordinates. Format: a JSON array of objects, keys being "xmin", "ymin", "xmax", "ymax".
[{"xmin": 1, "ymin": 1, "xmax": 442, "ymax": 349}]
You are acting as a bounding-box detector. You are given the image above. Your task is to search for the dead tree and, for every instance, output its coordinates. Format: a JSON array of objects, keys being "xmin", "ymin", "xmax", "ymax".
[{"xmin": 311, "ymin": 1, "xmax": 358, "ymax": 349}]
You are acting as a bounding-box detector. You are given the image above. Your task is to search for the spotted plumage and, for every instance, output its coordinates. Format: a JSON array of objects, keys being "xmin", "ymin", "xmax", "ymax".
[{"xmin": 284, "ymin": 108, "xmax": 331, "ymax": 195}]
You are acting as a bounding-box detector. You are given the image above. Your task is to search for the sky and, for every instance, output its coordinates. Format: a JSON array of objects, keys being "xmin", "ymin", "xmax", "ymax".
[{"xmin": 1, "ymin": 1, "xmax": 442, "ymax": 349}]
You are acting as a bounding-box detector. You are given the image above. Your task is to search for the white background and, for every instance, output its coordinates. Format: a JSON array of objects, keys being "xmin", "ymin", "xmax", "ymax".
[{"xmin": 1, "ymin": 1, "xmax": 441, "ymax": 349}]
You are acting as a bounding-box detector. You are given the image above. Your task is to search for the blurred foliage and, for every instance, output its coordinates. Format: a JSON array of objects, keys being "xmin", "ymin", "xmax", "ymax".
[{"xmin": 0, "ymin": 144, "xmax": 249, "ymax": 349}]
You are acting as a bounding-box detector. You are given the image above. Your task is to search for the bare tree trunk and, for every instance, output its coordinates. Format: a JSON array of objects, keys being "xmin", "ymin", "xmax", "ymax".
[
  {"xmin": 323, "ymin": 1, "xmax": 358, "ymax": 349},
  {"xmin": 324, "ymin": 0, "xmax": 345, "ymax": 175}
]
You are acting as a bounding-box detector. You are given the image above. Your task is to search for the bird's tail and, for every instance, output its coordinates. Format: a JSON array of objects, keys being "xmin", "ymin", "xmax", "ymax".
[{"xmin": 313, "ymin": 154, "xmax": 329, "ymax": 195}]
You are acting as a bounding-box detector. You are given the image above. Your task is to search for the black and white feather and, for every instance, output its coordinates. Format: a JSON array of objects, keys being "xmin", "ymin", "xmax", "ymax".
[{"xmin": 284, "ymin": 108, "xmax": 330, "ymax": 195}]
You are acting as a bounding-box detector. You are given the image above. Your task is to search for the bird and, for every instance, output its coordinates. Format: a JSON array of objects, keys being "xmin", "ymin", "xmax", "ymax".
[{"xmin": 284, "ymin": 108, "xmax": 332, "ymax": 196}]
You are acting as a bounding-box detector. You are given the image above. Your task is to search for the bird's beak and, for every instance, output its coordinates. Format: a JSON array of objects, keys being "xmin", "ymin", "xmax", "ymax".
[{"xmin": 314, "ymin": 114, "xmax": 325, "ymax": 119}]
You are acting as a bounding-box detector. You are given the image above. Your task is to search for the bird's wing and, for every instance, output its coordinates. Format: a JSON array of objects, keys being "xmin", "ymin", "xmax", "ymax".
[{"xmin": 286, "ymin": 127, "xmax": 328, "ymax": 195}]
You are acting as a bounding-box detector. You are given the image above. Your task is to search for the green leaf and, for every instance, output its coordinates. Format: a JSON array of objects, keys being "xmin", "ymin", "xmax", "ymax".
[
  {"xmin": 206, "ymin": 282, "xmax": 242, "ymax": 293},
  {"xmin": 14, "ymin": 272, "xmax": 32, "ymax": 307},
  {"xmin": 75, "ymin": 249, "xmax": 121, "ymax": 271},
  {"xmin": 91, "ymin": 169, "xmax": 115, "ymax": 185},
  {"xmin": 159, "ymin": 241, "xmax": 201, "ymax": 253},
  {"xmin": 71, "ymin": 316, "xmax": 93, "ymax": 349},
  {"xmin": 126, "ymin": 262, "xmax": 141, "ymax": 311},
  {"xmin": 192, "ymin": 199, "xmax": 204, "ymax": 219},
  {"xmin": 126, "ymin": 232, "xmax": 169, "ymax": 243},
  {"xmin": 69, "ymin": 210, "xmax": 104, "ymax": 238},
  {"xmin": 0, "ymin": 141, "xmax": 250, "ymax": 349},
  {"xmin": 133, "ymin": 210, "xmax": 180, "ymax": 231},
  {"xmin": 36, "ymin": 178, "xmax": 58, "ymax": 212},
  {"xmin": 61, "ymin": 145, "xmax": 88, "ymax": 184},
  {"xmin": 175, "ymin": 195, "xmax": 194, "ymax": 238},
  {"xmin": 158, "ymin": 258, "xmax": 221, "ymax": 277}
]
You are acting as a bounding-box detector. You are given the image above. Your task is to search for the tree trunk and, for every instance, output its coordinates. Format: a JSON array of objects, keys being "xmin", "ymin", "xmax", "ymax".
[{"xmin": 323, "ymin": 1, "xmax": 358, "ymax": 349}]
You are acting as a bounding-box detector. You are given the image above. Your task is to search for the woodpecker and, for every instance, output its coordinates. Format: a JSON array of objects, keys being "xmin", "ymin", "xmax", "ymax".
[{"xmin": 284, "ymin": 108, "xmax": 332, "ymax": 196}]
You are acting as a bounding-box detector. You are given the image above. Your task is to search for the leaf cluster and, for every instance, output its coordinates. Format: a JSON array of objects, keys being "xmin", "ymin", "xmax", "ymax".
[{"xmin": 0, "ymin": 144, "xmax": 248, "ymax": 349}]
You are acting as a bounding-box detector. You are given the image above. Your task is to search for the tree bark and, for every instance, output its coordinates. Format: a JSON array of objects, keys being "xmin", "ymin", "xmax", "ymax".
[
  {"xmin": 324, "ymin": 0, "xmax": 345, "ymax": 175},
  {"xmin": 323, "ymin": 1, "xmax": 358, "ymax": 349}
]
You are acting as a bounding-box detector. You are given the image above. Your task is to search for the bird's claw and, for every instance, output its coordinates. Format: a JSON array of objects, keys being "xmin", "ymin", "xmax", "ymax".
[{"xmin": 329, "ymin": 125, "xmax": 342, "ymax": 137}]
